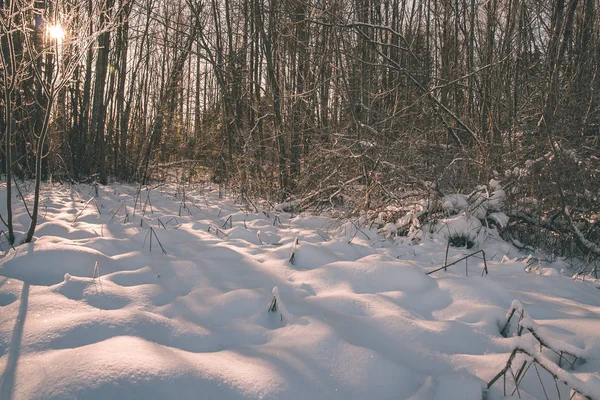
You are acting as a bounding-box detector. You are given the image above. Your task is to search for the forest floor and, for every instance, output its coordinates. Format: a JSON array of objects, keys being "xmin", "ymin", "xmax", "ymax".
[{"xmin": 0, "ymin": 182, "xmax": 599, "ymax": 399}]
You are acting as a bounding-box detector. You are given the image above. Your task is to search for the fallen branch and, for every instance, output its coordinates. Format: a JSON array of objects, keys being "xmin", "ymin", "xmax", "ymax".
[
  {"xmin": 506, "ymin": 211, "xmax": 564, "ymax": 235},
  {"xmin": 501, "ymin": 300, "xmax": 585, "ymax": 370},
  {"xmin": 487, "ymin": 344, "xmax": 594, "ymax": 399},
  {"xmin": 299, "ymin": 175, "xmax": 364, "ymax": 211}
]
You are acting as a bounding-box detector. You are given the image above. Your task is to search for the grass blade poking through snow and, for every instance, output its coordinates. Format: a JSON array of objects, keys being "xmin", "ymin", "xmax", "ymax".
[
  {"xmin": 268, "ymin": 295, "xmax": 277, "ymax": 312},
  {"xmin": 109, "ymin": 200, "xmax": 127, "ymax": 223},
  {"xmin": 143, "ymin": 227, "xmax": 167, "ymax": 254},
  {"xmin": 142, "ymin": 190, "xmax": 153, "ymax": 216},
  {"xmin": 164, "ymin": 217, "xmax": 179, "ymax": 228},
  {"xmin": 208, "ymin": 225, "xmax": 228, "ymax": 237},
  {"xmin": 444, "ymin": 241, "xmax": 450, "ymax": 271},
  {"xmin": 72, "ymin": 197, "xmax": 97, "ymax": 225},
  {"xmin": 288, "ymin": 237, "xmax": 299, "ymax": 265},
  {"xmin": 269, "ymin": 287, "xmax": 291, "ymax": 323},
  {"xmin": 132, "ymin": 187, "xmax": 142, "ymax": 216},
  {"xmin": 93, "ymin": 261, "xmax": 100, "ymax": 279},
  {"xmin": 222, "ymin": 215, "xmax": 233, "ymax": 229}
]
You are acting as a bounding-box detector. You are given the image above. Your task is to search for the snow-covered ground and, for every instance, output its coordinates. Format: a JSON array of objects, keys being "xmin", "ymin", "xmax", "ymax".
[{"xmin": 0, "ymin": 182, "xmax": 599, "ymax": 400}]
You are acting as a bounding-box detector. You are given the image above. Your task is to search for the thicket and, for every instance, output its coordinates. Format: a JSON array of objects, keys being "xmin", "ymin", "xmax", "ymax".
[{"xmin": 1, "ymin": 0, "xmax": 598, "ymax": 259}]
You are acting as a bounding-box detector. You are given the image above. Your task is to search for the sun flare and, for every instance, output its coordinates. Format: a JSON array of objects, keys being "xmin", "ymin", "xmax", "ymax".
[{"xmin": 47, "ymin": 24, "xmax": 65, "ymax": 41}]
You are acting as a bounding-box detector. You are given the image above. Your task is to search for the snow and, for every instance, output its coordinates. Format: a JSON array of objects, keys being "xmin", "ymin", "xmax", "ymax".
[
  {"xmin": 488, "ymin": 212, "xmax": 509, "ymax": 228},
  {"xmin": 441, "ymin": 194, "xmax": 469, "ymax": 214},
  {"xmin": 381, "ymin": 223, "xmax": 397, "ymax": 238},
  {"xmin": 429, "ymin": 214, "xmax": 483, "ymax": 245},
  {"xmin": 0, "ymin": 182, "xmax": 599, "ymax": 399},
  {"xmin": 489, "ymin": 189, "xmax": 506, "ymax": 210}
]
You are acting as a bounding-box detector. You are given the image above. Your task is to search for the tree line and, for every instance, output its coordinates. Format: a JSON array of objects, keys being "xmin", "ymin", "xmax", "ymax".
[{"xmin": 1, "ymin": 0, "xmax": 599, "ymax": 255}]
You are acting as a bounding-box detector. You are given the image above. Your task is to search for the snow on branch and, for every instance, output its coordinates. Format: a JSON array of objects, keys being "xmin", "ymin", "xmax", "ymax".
[
  {"xmin": 565, "ymin": 207, "xmax": 600, "ymax": 257},
  {"xmin": 502, "ymin": 300, "xmax": 586, "ymax": 370},
  {"xmin": 486, "ymin": 341, "xmax": 597, "ymax": 400}
]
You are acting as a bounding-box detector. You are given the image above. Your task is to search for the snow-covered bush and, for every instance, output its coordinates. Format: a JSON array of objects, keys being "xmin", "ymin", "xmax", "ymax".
[
  {"xmin": 447, "ymin": 232, "xmax": 475, "ymax": 249},
  {"xmin": 385, "ymin": 178, "xmax": 509, "ymax": 247}
]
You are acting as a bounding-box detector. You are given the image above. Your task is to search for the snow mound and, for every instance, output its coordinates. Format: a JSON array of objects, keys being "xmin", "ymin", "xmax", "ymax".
[{"xmin": 0, "ymin": 183, "xmax": 599, "ymax": 399}]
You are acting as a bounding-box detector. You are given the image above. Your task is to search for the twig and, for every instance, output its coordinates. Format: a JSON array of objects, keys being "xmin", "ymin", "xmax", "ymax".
[
  {"xmin": 12, "ymin": 173, "xmax": 32, "ymax": 219},
  {"xmin": 142, "ymin": 190, "xmax": 153, "ymax": 216},
  {"xmin": 72, "ymin": 197, "xmax": 96, "ymax": 225},
  {"xmin": 426, "ymin": 250, "xmax": 489, "ymax": 276},
  {"xmin": 109, "ymin": 200, "xmax": 127, "ymax": 223},
  {"xmin": 444, "ymin": 241, "xmax": 450, "ymax": 271},
  {"xmin": 501, "ymin": 301, "xmax": 584, "ymax": 369},
  {"xmin": 348, "ymin": 219, "xmax": 370, "ymax": 243},
  {"xmin": 222, "ymin": 215, "xmax": 233, "ymax": 229},
  {"xmin": 144, "ymin": 227, "xmax": 167, "ymax": 254},
  {"xmin": 208, "ymin": 225, "xmax": 228, "ymax": 237},
  {"xmin": 132, "ymin": 186, "xmax": 142, "ymax": 216},
  {"xmin": 487, "ymin": 347, "xmax": 592, "ymax": 399},
  {"xmin": 0, "ymin": 230, "xmax": 15, "ymax": 251},
  {"xmin": 165, "ymin": 217, "xmax": 179, "ymax": 226},
  {"xmin": 93, "ymin": 199, "xmax": 102, "ymax": 215}
]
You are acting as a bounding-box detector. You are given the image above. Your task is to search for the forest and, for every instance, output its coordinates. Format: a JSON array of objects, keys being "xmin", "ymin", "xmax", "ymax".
[
  {"xmin": 2, "ymin": 1, "xmax": 600, "ymax": 398},
  {"xmin": 1, "ymin": 0, "xmax": 599, "ymax": 256}
]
